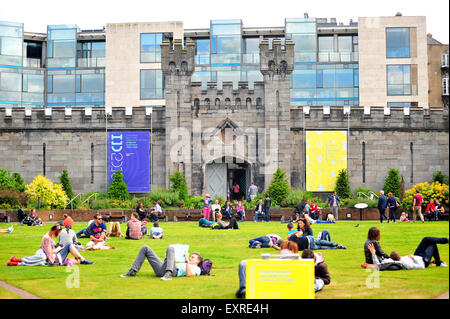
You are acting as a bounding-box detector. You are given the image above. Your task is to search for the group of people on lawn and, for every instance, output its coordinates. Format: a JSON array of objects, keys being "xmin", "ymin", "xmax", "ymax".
[{"xmin": 4, "ymin": 187, "xmax": 448, "ymax": 299}]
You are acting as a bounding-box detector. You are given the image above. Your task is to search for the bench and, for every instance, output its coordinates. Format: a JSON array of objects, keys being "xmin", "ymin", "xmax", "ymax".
[
  {"xmin": 174, "ymin": 211, "xmax": 203, "ymax": 222},
  {"xmin": 98, "ymin": 210, "xmax": 128, "ymax": 223},
  {"xmin": 269, "ymin": 211, "xmax": 285, "ymax": 222},
  {"xmin": 0, "ymin": 210, "xmax": 10, "ymax": 223}
]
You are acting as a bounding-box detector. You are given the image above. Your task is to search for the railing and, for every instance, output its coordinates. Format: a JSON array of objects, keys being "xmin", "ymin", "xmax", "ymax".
[
  {"xmin": 77, "ymin": 57, "xmax": 105, "ymax": 68},
  {"xmin": 65, "ymin": 193, "xmax": 82, "ymax": 209},
  {"xmin": 356, "ymin": 191, "xmax": 379, "ymax": 200},
  {"xmin": 442, "ymin": 54, "xmax": 449, "ymax": 68},
  {"xmin": 443, "ymin": 77, "xmax": 449, "ymax": 96},
  {"xmin": 80, "ymin": 192, "xmax": 100, "ymax": 207},
  {"xmin": 23, "ymin": 58, "xmax": 42, "ymax": 68},
  {"xmin": 318, "ymin": 51, "xmax": 358, "ymax": 63}
]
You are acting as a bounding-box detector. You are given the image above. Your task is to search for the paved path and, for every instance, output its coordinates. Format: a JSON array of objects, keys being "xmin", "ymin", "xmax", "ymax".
[{"xmin": 0, "ymin": 280, "xmax": 40, "ymax": 299}]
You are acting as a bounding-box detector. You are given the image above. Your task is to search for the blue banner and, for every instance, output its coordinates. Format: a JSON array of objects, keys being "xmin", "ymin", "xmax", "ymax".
[{"xmin": 108, "ymin": 131, "xmax": 150, "ymax": 193}]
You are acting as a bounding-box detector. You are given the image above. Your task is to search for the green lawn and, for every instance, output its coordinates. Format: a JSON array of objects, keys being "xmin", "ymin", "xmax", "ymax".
[{"xmin": 0, "ymin": 220, "xmax": 448, "ymax": 299}]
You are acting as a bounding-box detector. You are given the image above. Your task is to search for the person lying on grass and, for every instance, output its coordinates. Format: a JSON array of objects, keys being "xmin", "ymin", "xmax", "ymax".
[
  {"xmin": 249, "ymin": 234, "xmax": 282, "ymax": 249},
  {"xmin": 288, "ymin": 230, "xmax": 346, "ymax": 250},
  {"xmin": 236, "ymin": 239, "xmax": 300, "ymax": 299},
  {"xmin": 8, "ymin": 224, "xmax": 93, "ymax": 266},
  {"xmin": 211, "ymin": 212, "xmax": 239, "ymax": 230},
  {"xmin": 0, "ymin": 225, "xmax": 14, "ymax": 233},
  {"xmin": 120, "ymin": 244, "xmax": 204, "ymax": 280},
  {"xmin": 361, "ymin": 236, "xmax": 449, "ymax": 270}
]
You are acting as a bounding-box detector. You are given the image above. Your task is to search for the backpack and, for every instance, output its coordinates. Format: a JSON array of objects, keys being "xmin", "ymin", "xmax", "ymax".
[{"xmin": 200, "ymin": 259, "xmax": 213, "ymax": 275}]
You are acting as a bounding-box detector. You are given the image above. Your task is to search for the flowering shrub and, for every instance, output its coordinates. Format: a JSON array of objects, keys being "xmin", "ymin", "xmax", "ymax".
[
  {"xmin": 403, "ymin": 182, "xmax": 449, "ymax": 209},
  {"xmin": 25, "ymin": 174, "xmax": 68, "ymax": 209}
]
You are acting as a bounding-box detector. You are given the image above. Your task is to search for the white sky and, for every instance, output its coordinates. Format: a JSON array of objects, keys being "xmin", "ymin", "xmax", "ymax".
[{"xmin": 0, "ymin": 0, "xmax": 448, "ymax": 43}]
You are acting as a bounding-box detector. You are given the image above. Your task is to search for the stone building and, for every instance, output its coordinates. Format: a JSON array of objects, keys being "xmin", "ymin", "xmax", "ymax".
[{"xmin": 0, "ymin": 15, "xmax": 448, "ymax": 199}]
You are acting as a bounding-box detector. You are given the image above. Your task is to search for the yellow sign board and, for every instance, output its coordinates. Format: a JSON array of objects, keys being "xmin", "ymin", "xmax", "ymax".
[
  {"xmin": 305, "ymin": 130, "xmax": 348, "ymax": 192},
  {"xmin": 246, "ymin": 259, "xmax": 315, "ymax": 299}
]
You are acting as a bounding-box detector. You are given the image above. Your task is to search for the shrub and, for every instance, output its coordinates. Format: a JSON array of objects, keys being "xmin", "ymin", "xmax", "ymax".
[
  {"xmin": 383, "ymin": 168, "xmax": 402, "ymax": 198},
  {"xmin": 0, "ymin": 188, "xmax": 28, "ymax": 209},
  {"xmin": 169, "ymin": 171, "xmax": 189, "ymax": 201},
  {"xmin": 267, "ymin": 168, "xmax": 290, "ymax": 206},
  {"xmin": 24, "ymin": 174, "xmax": 68, "ymax": 209},
  {"xmin": 12, "ymin": 173, "xmax": 25, "ymax": 192},
  {"xmin": 0, "ymin": 168, "xmax": 15, "ymax": 190},
  {"xmin": 335, "ymin": 169, "xmax": 351, "ymax": 199},
  {"xmin": 148, "ymin": 188, "xmax": 180, "ymax": 208},
  {"xmin": 183, "ymin": 196, "xmax": 204, "ymax": 209},
  {"xmin": 59, "ymin": 170, "xmax": 74, "ymax": 199},
  {"xmin": 341, "ymin": 197, "xmax": 378, "ymax": 209},
  {"xmin": 285, "ymin": 189, "xmax": 320, "ymax": 207},
  {"xmin": 432, "ymin": 171, "xmax": 449, "ymax": 185},
  {"xmin": 403, "ymin": 182, "xmax": 449, "ymax": 210},
  {"xmin": 106, "ymin": 170, "xmax": 130, "ymax": 200}
]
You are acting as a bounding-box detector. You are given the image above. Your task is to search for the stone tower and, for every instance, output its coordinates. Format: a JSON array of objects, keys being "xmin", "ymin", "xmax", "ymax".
[
  {"xmin": 259, "ymin": 39, "xmax": 295, "ymax": 189},
  {"xmin": 161, "ymin": 39, "xmax": 196, "ymax": 188}
]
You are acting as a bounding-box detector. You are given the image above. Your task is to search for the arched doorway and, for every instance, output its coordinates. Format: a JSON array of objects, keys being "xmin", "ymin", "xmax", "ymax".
[{"xmin": 205, "ymin": 156, "xmax": 251, "ymax": 201}]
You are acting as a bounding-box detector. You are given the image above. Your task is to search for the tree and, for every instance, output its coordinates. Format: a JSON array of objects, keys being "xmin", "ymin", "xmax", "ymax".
[
  {"xmin": 383, "ymin": 168, "xmax": 402, "ymax": 198},
  {"xmin": 0, "ymin": 168, "xmax": 14, "ymax": 190},
  {"xmin": 25, "ymin": 174, "xmax": 68, "ymax": 209},
  {"xmin": 12, "ymin": 173, "xmax": 25, "ymax": 192},
  {"xmin": 267, "ymin": 168, "xmax": 290, "ymax": 206},
  {"xmin": 59, "ymin": 170, "xmax": 74, "ymax": 199},
  {"xmin": 399, "ymin": 175, "xmax": 405, "ymax": 202},
  {"xmin": 432, "ymin": 171, "xmax": 449, "ymax": 185},
  {"xmin": 335, "ymin": 169, "xmax": 351, "ymax": 199},
  {"xmin": 169, "ymin": 171, "xmax": 188, "ymax": 201},
  {"xmin": 106, "ymin": 169, "xmax": 130, "ymax": 200}
]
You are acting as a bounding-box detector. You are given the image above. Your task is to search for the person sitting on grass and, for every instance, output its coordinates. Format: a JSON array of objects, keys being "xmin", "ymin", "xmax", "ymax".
[
  {"xmin": 236, "ymin": 240, "xmax": 300, "ymax": 299},
  {"xmin": 58, "ymin": 224, "xmax": 84, "ymax": 251},
  {"xmin": 249, "ymin": 234, "xmax": 282, "ymax": 249},
  {"xmin": 126, "ymin": 212, "xmax": 142, "ymax": 240},
  {"xmin": 86, "ymin": 214, "xmax": 115, "ymax": 250},
  {"xmin": 400, "ymin": 212, "xmax": 410, "ymax": 222},
  {"xmin": 29, "ymin": 209, "xmax": 43, "ymax": 226},
  {"xmin": 199, "ymin": 213, "xmax": 214, "ymax": 228},
  {"xmin": 286, "ymin": 223, "xmax": 297, "ymax": 238},
  {"xmin": 0, "ymin": 225, "xmax": 14, "ymax": 233},
  {"xmin": 326, "ymin": 213, "xmax": 336, "ymax": 223},
  {"xmin": 76, "ymin": 215, "xmax": 96, "ymax": 238},
  {"xmin": 212, "ymin": 213, "xmax": 239, "ymax": 230},
  {"xmin": 106, "ymin": 221, "xmax": 124, "ymax": 238},
  {"xmin": 8, "ymin": 224, "xmax": 93, "ymax": 266},
  {"xmin": 62, "ymin": 214, "xmax": 74, "ymax": 227},
  {"xmin": 301, "ymin": 249, "xmax": 331, "ymax": 292},
  {"xmin": 361, "ymin": 237, "xmax": 449, "ymax": 270},
  {"xmin": 364, "ymin": 227, "xmax": 389, "ymax": 264},
  {"xmin": 120, "ymin": 244, "xmax": 204, "ymax": 280},
  {"xmin": 141, "ymin": 218, "xmax": 149, "ymax": 236},
  {"xmin": 150, "ymin": 221, "xmax": 164, "ymax": 239}
]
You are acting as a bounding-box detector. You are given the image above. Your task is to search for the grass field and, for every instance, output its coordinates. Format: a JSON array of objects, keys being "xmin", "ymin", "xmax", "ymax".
[{"xmin": 0, "ymin": 220, "xmax": 448, "ymax": 299}]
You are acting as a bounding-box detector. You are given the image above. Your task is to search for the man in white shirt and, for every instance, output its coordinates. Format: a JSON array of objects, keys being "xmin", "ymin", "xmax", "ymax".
[{"xmin": 211, "ymin": 200, "xmax": 221, "ymax": 222}]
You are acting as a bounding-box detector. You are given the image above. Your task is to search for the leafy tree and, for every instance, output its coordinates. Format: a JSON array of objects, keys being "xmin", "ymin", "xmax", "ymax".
[
  {"xmin": 267, "ymin": 168, "xmax": 290, "ymax": 206},
  {"xmin": 12, "ymin": 173, "xmax": 25, "ymax": 192},
  {"xmin": 59, "ymin": 170, "xmax": 74, "ymax": 199},
  {"xmin": 0, "ymin": 168, "xmax": 14, "ymax": 190},
  {"xmin": 432, "ymin": 171, "xmax": 449, "ymax": 185},
  {"xmin": 106, "ymin": 169, "xmax": 130, "ymax": 200},
  {"xmin": 25, "ymin": 174, "xmax": 68, "ymax": 209},
  {"xmin": 383, "ymin": 168, "xmax": 402, "ymax": 198},
  {"xmin": 169, "ymin": 171, "xmax": 188, "ymax": 201},
  {"xmin": 335, "ymin": 169, "xmax": 351, "ymax": 199}
]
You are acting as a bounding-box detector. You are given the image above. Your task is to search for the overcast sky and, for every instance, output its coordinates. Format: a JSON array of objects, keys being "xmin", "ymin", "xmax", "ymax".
[{"xmin": 0, "ymin": 0, "xmax": 448, "ymax": 42}]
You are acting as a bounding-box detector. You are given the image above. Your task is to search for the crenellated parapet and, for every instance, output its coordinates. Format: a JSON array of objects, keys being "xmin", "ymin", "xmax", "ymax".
[
  {"xmin": 259, "ymin": 39, "xmax": 295, "ymax": 79},
  {"xmin": 160, "ymin": 38, "xmax": 195, "ymax": 77}
]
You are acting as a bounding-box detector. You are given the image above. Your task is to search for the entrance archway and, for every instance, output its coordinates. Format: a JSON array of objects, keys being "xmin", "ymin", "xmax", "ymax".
[{"xmin": 205, "ymin": 156, "xmax": 251, "ymax": 201}]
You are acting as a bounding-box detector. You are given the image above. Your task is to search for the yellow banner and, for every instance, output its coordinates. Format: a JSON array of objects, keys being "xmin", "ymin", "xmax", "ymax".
[
  {"xmin": 306, "ymin": 131, "xmax": 347, "ymax": 192},
  {"xmin": 246, "ymin": 259, "xmax": 315, "ymax": 299}
]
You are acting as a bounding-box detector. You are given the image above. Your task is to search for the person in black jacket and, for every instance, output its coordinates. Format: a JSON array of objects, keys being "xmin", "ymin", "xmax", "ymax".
[
  {"xmin": 377, "ymin": 191, "xmax": 388, "ymax": 223},
  {"xmin": 298, "ymin": 218, "xmax": 313, "ymax": 237},
  {"xmin": 136, "ymin": 202, "xmax": 146, "ymax": 221},
  {"xmin": 263, "ymin": 193, "xmax": 271, "ymax": 222},
  {"xmin": 363, "ymin": 226, "xmax": 390, "ymax": 264},
  {"xmin": 290, "ymin": 200, "xmax": 306, "ymax": 221}
]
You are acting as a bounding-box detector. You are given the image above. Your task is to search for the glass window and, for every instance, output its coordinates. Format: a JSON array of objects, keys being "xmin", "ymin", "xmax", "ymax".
[
  {"xmin": 386, "ymin": 28, "xmax": 410, "ymax": 58},
  {"xmin": 211, "ymin": 23, "xmax": 241, "ymax": 35},
  {"xmin": 1, "ymin": 37, "xmax": 22, "ymax": 56},
  {"xmin": 323, "ymin": 69, "xmax": 335, "ymax": 88},
  {"xmin": 318, "ymin": 36, "xmax": 334, "ymax": 52},
  {"xmin": 285, "ymin": 21, "xmax": 316, "ymax": 34},
  {"xmin": 140, "ymin": 69, "xmax": 164, "ymax": 99},
  {"xmin": 354, "ymin": 69, "xmax": 359, "ymax": 87},
  {"xmin": 0, "ymin": 72, "xmax": 21, "ymax": 92},
  {"xmin": 141, "ymin": 33, "xmax": 164, "ymax": 63},
  {"xmin": 338, "ymin": 36, "xmax": 352, "ymax": 52},
  {"xmin": 52, "ymin": 75, "xmax": 75, "ymax": 93},
  {"xmin": 292, "ymin": 70, "xmax": 316, "ymax": 89},
  {"xmin": 81, "ymin": 74, "xmax": 104, "ymax": 92},
  {"xmin": 23, "ymin": 73, "xmax": 44, "ymax": 93},
  {"xmin": 335, "ymin": 69, "xmax": 353, "ymax": 87},
  {"xmin": 52, "ymin": 40, "xmax": 76, "ymax": 58},
  {"xmin": 387, "ymin": 65, "xmax": 411, "ymax": 95},
  {"xmin": 388, "ymin": 102, "xmax": 411, "ymax": 108},
  {"xmin": 244, "ymin": 38, "xmax": 259, "ymax": 53},
  {"xmin": 196, "ymin": 39, "xmax": 210, "ymax": 54},
  {"xmin": 216, "ymin": 36, "xmax": 240, "ymax": 54}
]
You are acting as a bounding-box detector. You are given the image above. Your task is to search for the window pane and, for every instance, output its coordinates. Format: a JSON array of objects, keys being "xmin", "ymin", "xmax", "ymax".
[
  {"xmin": 141, "ymin": 33, "xmax": 163, "ymax": 62},
  {"xmin": 386, "ymin": 28, "xmax": 410, "ymax": 58},
  {"xmin": 338, "ymin": 36, "xmax": 352, "ymax": 52},
  {"xmin": 52, "ymin": 75, "xmax": 75, "ymax": 93},
  {"xmin": 318, "ymin": 36, "xmax": 334, "ymax": 52},
  {"xmin": 244, "ymin": 38, "xmax": 259, "ymax": 53},
  {"xmin": 53, "ymin": 40, "xmax": 76, "ymax": 58},
  {"xmin": 1, "ymin": 37, "xmax": 22, "ymax": 56},
  {"xmin": 140, "ymin": 70, "xmax": 164, "ymax": 99},
  {"xmin": 0, "ymin": 72, "xmax": 21, "ymax": 91},
  {"xmin": 196, "ymin": 39, "xmax": 210, "ymax": 53},
  {"xmin": 336, "ymin": 69, "xmax": 353, "ymax": 87},
  {"xmin": 216, "ymin": 36, "xmax": 240, "ymax": 54},
  {"xmin": 211, "ymin": 23, "xmax": 241, "ymax": 35},
  {"xmin": 292, "ymin": 70, "xmax": 316, "ymax": 89}
]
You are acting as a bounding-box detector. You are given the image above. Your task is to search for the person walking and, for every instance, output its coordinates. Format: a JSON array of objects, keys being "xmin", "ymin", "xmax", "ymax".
[
  {"xmin": 327, "ymin": 191, "xmax": 341, "ymax": 221},
  {"xmin": 387, "ymin": 192, "xmax": 398, "ymax": 223},
  {"xmin": 412, "ymin": 189, "xmax": 425, "ymax": 223},
  {"xmin": 377, "ymin": 191, "xmax": 388, "ymax": 223},
  {"xmin": 263, "ymin": 193, "xmax": 271, "ymax": 222},
  {"xmin": 248, "ymin": 182, "xmax": 258, "ymax": 201}
]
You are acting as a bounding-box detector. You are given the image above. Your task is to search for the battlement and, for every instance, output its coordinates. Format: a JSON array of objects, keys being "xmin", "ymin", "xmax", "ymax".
[
  {"xmin": 161, "ymin": 39, "xmax": 195, "ymax": 76},
  {"xmin": 259, "ymin": 39, "xmax": 295, "ymax": 77}
]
